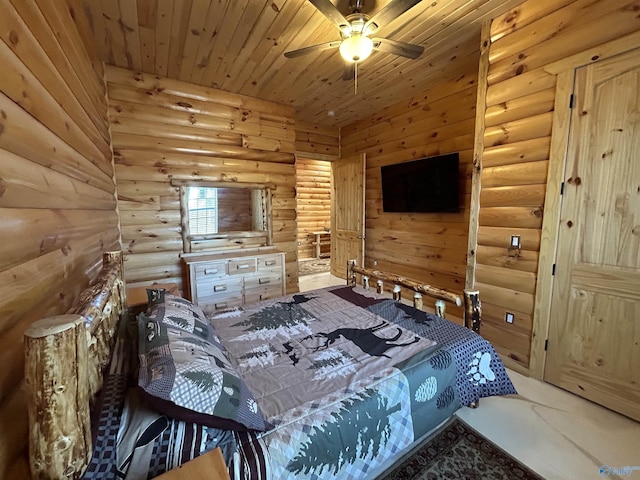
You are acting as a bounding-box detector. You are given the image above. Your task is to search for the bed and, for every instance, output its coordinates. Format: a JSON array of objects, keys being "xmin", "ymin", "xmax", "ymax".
[{"xmin": 24, "ymin": 252, "xmax": 516, "ymax": 479}]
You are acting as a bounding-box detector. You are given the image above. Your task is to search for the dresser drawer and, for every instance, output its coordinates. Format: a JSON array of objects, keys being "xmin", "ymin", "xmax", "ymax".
[
  {"xmin": 194, "ymin": 262, "xmax": 227, "ymax": 279},
  {"xmin": 199, "ymin": 294, "xmax": 244, "ymax": 314},
  {"xmin": 244, "ymin": 273, "xmax": 282, "ymax": 289},
  {"xmin": 245, "ymin": 284, "xmax": 283, "ymax": 304},
  {"xmin": 257, "ymin": 255, "xmax": 282, "ymax": 271},
  {"xmin": 196, "ymin": 277, "xmax": 243, "ymax": 300},
  {"xmin": 228, "ymin": 258, "xmax": 257, "ymax": 275}
]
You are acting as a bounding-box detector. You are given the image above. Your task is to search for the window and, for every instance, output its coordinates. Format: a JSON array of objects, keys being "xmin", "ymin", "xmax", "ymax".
[{"xmin": 187, "ymin": 186, "xmax": 218, "ymax": 234}]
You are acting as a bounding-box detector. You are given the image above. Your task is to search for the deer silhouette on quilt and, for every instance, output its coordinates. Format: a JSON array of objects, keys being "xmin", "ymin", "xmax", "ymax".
[{"xmin": 314, "ymin": 321, "xmax": 420, "ymax": 358}]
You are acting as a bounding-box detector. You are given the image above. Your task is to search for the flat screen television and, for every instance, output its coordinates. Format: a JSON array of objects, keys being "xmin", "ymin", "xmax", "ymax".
[{"xmin": 381, "ymin": 152, "xmax": 459, "ymax": 213}]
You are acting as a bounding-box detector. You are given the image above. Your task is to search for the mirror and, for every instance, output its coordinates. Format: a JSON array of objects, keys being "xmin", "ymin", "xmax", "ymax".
[{"xmin": 173, "ymin": 180, "xmax": 273, "ymax": 253}]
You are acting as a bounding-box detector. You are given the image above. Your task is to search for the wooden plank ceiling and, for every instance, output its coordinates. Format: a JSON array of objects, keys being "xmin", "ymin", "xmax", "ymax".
[{"xmin": 82, "ymin": 0, "xmax": 522, "ymax": 127}]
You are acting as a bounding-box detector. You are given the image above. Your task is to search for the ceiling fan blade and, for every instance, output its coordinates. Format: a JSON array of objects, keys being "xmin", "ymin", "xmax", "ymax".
[
  {"xmin": 284, "ymin": 40, "xmax": 342, "ymax": 59},
  {"xmin": 372, "ymin": 37, "xmax": 424, "ymax": 59},
  {"xmin": 365, "ymin": 0, "xmax": 423, "ymax": 31},
  {"xmin": 342, "ymin": 63, "xmax": 355, "ymax": 81},
  {"xmin": 309, "ymin": 0, "xmax": 350, "ymax": 30}
]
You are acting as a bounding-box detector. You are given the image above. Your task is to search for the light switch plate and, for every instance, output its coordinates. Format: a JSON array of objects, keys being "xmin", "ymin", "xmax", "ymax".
[
  {"xmin": 505, "ymin": 312, "xmax": 515, "ymax": 324},
  {"xmin": 510, "ymin": 235, "xmax": 521, "ymax": 248}
]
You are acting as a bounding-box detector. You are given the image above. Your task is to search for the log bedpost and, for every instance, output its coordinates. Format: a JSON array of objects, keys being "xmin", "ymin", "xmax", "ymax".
[
  {"xmin": 435, "ymin": 299, "xmax": 446, "ymax": 318},
  {"xmin": 347, "ymin": 260, "xmax": 357, "ymax": 285},
  {"xmin": 376, "ymin": 279, "xmax": 383, "ymax": 294},
  {"xmin": 24, "ymin": 315, "xmax": 91, "ymax": 479},
  {"xmin": 413, "ymin": 292, "xmax": 423, "ymax": 310},
  {"xmin": 464, "ymin": 290, "xmax": 482, "ymax": 333},
  {"xmin": 392, "ymin": 284, "xmax": 401, "ymax": 301},
  {"xmin": 362, "ymin": 275, "xmax": 369, "ymax": 290}
]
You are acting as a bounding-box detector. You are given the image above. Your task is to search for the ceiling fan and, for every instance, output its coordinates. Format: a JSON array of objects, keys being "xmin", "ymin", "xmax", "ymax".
[{"xmin": 284, "ymin": 0, "xmax": 425, "ymax": 81}]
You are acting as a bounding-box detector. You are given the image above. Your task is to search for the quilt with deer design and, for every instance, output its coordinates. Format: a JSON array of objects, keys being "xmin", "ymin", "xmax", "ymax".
[{"xmin": 210, "ymin": 285, "xmax": 516, "ymax": 480}]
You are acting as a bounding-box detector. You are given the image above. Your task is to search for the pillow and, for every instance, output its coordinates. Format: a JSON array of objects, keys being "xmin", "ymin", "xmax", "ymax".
[
  {"xmin": 145, "ymin": 289, "xmax": 222, "ymax": 346},
  {"xmin": 137, "ymin": 295, "xmax": 268, "ymax": 432}
]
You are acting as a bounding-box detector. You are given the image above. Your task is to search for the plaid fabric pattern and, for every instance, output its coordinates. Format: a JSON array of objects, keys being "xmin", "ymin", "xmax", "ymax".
[{"xmin": 83, "ymin": 334, "xmax": 129, "ymax": 478}]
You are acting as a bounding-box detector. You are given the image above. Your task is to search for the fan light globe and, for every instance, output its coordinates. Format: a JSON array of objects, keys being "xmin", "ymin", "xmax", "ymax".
[{"xmin": 339, "ymin": 35, "xmax": 374, "ymax": 63}]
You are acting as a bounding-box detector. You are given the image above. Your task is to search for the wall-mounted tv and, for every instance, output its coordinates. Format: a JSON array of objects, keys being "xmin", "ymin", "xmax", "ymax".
[{"xmin": 381, "ymin": 152, "xmax": 459, "ymax": 213}]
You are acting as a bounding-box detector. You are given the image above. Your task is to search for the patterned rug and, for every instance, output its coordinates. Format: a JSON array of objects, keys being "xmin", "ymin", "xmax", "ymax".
[
  {"xmin": 380, "ymin": 417, "xmax": 543, "ymax": 480},
  {"xmin": 298, "ymin": 258, "xmax": 331, "ymax": 276}
]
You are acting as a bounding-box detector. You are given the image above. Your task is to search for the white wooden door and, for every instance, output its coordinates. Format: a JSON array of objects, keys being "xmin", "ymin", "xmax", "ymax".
[
  {"xmin": 545, "ymin": 49, "xmax": 640, "ymax": 421},
  {"xmin": 330, "ymin": 153, "xmax": 365, "ymax": 278}
]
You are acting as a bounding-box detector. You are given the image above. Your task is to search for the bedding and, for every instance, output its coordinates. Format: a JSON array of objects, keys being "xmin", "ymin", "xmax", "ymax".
[
  {"xmin": 212, "ymin": 285, "xmax": 516, "ymax": 479},
  {"xmin": 137, "ymin": 291, "xmax": 269, "ymax": 431},
  {"xmin": 84, "ymin": 284, "xmax": 516, "ymax": 480}
]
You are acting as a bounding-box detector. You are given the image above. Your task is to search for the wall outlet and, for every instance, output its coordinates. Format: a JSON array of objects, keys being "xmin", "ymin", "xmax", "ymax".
[
  {"xmin": 505, "ymin": 312, "xmax": 515, "ymax": 324},
  {"xmin": 510, "ymin": 235, "xmax": 521, "ymax": 249},
  {"xmin": 373, "ymin": 260, "xmax": 377, "ymax": 266}
]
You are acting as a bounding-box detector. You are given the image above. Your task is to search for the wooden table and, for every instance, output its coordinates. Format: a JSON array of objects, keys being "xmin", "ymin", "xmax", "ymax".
[
  {"xmin": 312, "ymin": 231, "xmax": 331, "ymax": 258},
  {"xmin": 156, "ymin": 447, "xmax": 229, "ymax": 479}
]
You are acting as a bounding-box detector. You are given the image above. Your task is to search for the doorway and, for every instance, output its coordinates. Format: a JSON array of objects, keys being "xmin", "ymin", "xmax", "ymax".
[{"xmin": 296, "ymin": 157, "xmax": 332, "ymax": 276}]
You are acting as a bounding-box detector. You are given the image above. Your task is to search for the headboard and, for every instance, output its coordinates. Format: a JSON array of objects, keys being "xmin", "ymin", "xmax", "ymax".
[
  {"xmin": 347, "ymin": 260, "xmax": 482, "ymax": 333},
  {"xmin": 24, "ymin": 251, "xmax": 125, "ymax": 479}
]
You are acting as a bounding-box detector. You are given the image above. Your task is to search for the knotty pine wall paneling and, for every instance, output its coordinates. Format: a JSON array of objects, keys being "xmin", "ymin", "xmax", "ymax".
[
  {"xmin": 295, "ymin": 121, "xmax": 340, "ymax": 161},
  {"xmin": 0, "ymin": 0, "xmax": 118, "ymax": 476},
  {"xmin": 107, "ymin": 66, "xmax": 299, "ymax": 294},
  {"xmin": 470, "ymin": 0, "xmax": 640, "ymax": 376},
  {"xmin": 341, "ymin": 69, "xmax": 480, "ymax": 319}
]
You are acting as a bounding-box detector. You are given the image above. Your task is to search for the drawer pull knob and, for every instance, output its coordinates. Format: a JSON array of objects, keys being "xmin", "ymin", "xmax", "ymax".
[
  {"xmin": 204, "ymin": 268, "xmax": 219, "ymax": 275},
  {"xmin": 265, "ymin": 260, "xmax": 276, "ymax": 266},
  {"xmin": 236, "ymin": 264, "xmax": 250, "ymax": 270},
  {"xmin": 214, "ymin": 285, "xmax": 227, "ymax": 292},
  {"xmin": 215, "ymin": 303, "xmax": 228, "ymax": 310},
  {"xmin": 259, "ymin": 278, "xmax": 271, "ymax": 285}
]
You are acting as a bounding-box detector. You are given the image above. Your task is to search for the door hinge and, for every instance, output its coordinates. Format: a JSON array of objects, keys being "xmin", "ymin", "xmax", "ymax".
[
  {"xmin": 552, "ymin": 264, "xmax": 556, "ymax": 276},
  {"xmin": 569, "ymin": 94, "xmax": 575, "ymax": 109},
  {"xmin": 560, "ymin": 181, "xmax": 565, "ymax": 195},
  {"xmin": 545, "ymin": 339, "xmax": 549, "ymax": 351}
]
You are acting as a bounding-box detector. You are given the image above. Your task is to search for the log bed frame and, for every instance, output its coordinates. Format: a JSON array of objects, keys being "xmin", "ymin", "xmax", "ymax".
[
  {"xmin": 24, "ymin": 252, "xmax": 126, "ymax": 479},
  {"xmin": 22, "ymin": 252, "xmax": 481, "ymax": 479},
  {"xmin": 347, "ymin": 260, "xmax": 482, "ymax": 332}
]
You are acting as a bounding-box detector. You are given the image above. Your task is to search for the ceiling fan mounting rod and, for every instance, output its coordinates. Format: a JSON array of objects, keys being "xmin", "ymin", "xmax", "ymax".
[{"xmin": 349, "ymin": 0, "xmax": 365, "ymax": 13}]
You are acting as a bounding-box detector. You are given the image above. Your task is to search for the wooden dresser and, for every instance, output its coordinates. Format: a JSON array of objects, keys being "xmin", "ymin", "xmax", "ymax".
[{"xmin": 182, "ymin": 248, "xmax": 285, "ymax": 313}]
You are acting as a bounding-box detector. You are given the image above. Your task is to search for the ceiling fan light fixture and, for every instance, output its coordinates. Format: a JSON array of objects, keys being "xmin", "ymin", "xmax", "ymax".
[{"xmin": 339, "ymin": 34, "xmax": 374, "ymax": 63}]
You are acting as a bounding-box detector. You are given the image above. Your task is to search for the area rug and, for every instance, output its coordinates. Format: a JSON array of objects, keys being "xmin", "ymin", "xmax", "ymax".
[
  {"xmin": 379, "ymin": 417, "xmax": 543, "ymax": 480},
  {"xmin": 298, "ymin": 258, "xmax": 331, "ymax": 276}
]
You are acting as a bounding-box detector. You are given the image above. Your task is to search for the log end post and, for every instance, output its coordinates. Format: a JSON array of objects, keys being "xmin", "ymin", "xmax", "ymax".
[
  {"xmin": 435, "ymin": 299, "xmax": 446, "ymax": 318},
  {"xmin": 413, "ymin": 292, "xmax": 423, "ymax": 311},
  {"xmin": 463, "ymin": 290, "xmax": 482, "ymax": 333},
  {"xmin": 392, "ymin": 284, "xmax": 401, "ymax": 301},
  {"xmin": 24, "ymin": 315, "xmax": 91, "ymax": 479},
  {"xmin": 362, "ymin": 275, "xmax": 369, "ymax": 290},
  {"xmin": 347, "ymin": 260, "xmax": 357, "ymax": 285},
  {"xmin": 376, "ymin": 279, "xmax": 383, "ymax": 294}
]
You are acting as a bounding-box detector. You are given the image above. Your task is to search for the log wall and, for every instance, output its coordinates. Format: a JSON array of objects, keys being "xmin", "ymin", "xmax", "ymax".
[
  {"xmin": 106, "ymin": 66, "xmax": 299, "ymax": 294},
  {"xmin": 470, "ymin": 0, "xmax": 640, "ymax": 375},
  {"xmin": 340, "ymin": 69, "xmax": 480, "ymax": 319},
  {"xmin": 0, "ymin": 0, "xmax": 117, "ymax": 476},
  {"xmin": 294, "ymin": 121, "xmax": 340, "ymax": 161},
  {"xmin": 296, "ymin": 158, "xmax": 332, "ymax": 260}
]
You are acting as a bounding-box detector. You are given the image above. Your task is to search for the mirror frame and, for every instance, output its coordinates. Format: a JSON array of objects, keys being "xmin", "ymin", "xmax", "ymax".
[{"xmin": 171, "ymin": 179, "xmax": 275, "ymax": 253}]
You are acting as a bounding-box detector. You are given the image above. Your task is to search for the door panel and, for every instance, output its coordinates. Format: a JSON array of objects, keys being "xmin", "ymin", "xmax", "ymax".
[
  {"xmin": 330, "ymin": 153, "xmax": 365, "ymax": 278},
  {"xmin": 545, "ymin": 49, "xmax": 640, "ymax": 421}
]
